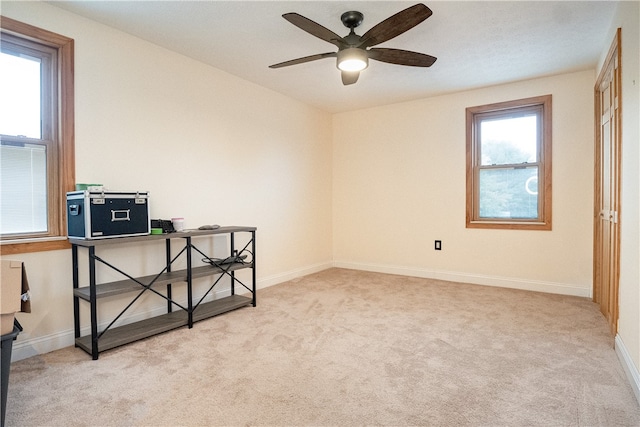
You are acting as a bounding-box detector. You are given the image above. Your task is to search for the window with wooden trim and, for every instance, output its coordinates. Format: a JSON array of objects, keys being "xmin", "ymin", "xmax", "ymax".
[
  {"xmin": 0, "ymin": 17, "xmax": 75, "ymax": 254},
  {"xmin": 466, "ymin": 95, "xmax": 552, "ymax": 230}
]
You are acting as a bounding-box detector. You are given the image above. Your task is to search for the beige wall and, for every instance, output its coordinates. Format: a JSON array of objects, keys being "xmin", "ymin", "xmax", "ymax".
[
  {"xmin": 333, "ymin": 70, "xmax": 595, "ymax": 296},
  {"xmin": 1, "ymin": 2, "xmax": 334, "ymax": 358}
]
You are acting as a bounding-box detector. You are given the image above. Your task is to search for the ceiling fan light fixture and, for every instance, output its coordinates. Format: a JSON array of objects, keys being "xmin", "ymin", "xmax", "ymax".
[
  {"xmin": 271, "ymin": 4, "xmax": 436, "ymax": 85},
  {"xmin": 337, "ymin": 48, "xmax": 368, "ymax": 72}
]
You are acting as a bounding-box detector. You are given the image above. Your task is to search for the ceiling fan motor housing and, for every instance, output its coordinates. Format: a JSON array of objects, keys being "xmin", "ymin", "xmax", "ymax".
[{"xmin": 340, "ymin": 11, "xmax": 364, "ymax": 29}]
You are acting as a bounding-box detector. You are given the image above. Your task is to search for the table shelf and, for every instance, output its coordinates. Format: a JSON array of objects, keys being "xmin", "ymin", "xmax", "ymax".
[
  {"xmin": 73, "ymin": 262, "xmax": 254, "ymax": 301},
  {"xmin": 71, "ymin": 227, "xmax": 256, "ymax": 359}
]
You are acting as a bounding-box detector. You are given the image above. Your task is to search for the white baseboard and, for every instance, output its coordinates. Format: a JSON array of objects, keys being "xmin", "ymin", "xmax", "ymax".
[
  {"xmin": 11, "ymin": 261, "xmax": 333, "ymax": 361},
  {"xmin": 333, "ymin": 261, "xmax": 591, "ymax": 297},
  {"xmin": 256, "ymin": 261, "xmax": 333, "ymax": 289},
  {"xmin": 11, "ymin": 328, "xmax": 76, "ymax": 362},
  {"xmin": 615, "ymin": 334, "xmax": 640, "ymax": 405}
]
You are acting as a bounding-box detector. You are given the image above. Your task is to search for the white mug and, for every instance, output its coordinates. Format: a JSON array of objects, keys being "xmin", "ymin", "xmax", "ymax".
[{"xmin": 171, "ymin": 217, "xmax": 185, "ymax": 231}]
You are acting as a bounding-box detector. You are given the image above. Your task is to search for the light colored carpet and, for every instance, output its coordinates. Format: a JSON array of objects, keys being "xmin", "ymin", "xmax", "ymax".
[{"xmin": 5, "ymin": 268, "xmax": 640, "ymax": 426}]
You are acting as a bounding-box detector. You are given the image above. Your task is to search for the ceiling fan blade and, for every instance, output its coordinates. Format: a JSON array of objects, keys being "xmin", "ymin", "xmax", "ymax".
[
  {"xmin": 368, "ymin": 48, "xmax": 437, "ymax": 67},
  {"xmin": 283, "ymin": 13, "xmax": 345, "ymax": 48},
  {"xmin": 341, "ymin": 71, "xmax": 360, "ymax": 85},
  {"xmin": 269, "ymin": 52, "xmax": 337, "ymax": 69},
  {"xmin": 359, "ymin": 4, "xmax": 433, "ymax": 49}
]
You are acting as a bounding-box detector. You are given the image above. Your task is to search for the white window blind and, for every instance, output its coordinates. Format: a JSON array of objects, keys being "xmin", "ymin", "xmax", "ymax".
[{"xmin": 0, "ymin": 143, "xmax": 48, "ymax": 234}]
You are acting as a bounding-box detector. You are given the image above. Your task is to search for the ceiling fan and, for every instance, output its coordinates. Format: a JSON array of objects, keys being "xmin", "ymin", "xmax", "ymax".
[{"xmin": 269, "ymin": 3, "xmax": 437, "ymax": 86}]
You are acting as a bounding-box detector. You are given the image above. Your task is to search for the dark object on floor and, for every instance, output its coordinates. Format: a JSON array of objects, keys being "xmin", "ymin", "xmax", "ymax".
[{"xmin": 1, "ymin": 320, "xmax": 22, "ymax": 427}]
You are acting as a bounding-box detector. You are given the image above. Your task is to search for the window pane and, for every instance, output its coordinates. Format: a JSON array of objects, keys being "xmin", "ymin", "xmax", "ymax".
[
  {"xmin": 479, "ymin": 166, "xmax": 538, "ymax": 219},
  {"xmin": 0, "ymin": 52, "xmax": 42, "ymax": 139},
  {"xmin": 0, "ymin": 143, "xmax": 48, "ymax": 234},
  {"xmin": 480, "ymin": 115, "xmax": 537, "ymax": 166}
]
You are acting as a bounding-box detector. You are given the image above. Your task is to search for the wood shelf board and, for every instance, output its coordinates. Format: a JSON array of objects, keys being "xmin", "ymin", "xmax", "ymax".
[
  {"xmin": 192, "ymin": 295, "xmax": 253, "ymax": 322},
  {"xmin": 74, "ymin": 269, "xmax": 189, "ymax": 300},
  {"xmin": 75, "ymin": 295, "xmax": 253, "ymax": 356},
  {"xmin": 190, "ymin": 262, "xmax": 254, "ymax": 279},
  {"xmin": 75, "ymin": 310, "xmax": 188, "ymax": 353},
  {"xmin": 74, "ymin": 263, "xmax": 253, "ymax": 300}
]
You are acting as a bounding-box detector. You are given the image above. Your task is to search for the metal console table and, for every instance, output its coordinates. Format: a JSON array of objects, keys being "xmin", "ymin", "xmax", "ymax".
[{"xmin": 70, "ymin": 226, "xmax": 256, "ymax": 359}]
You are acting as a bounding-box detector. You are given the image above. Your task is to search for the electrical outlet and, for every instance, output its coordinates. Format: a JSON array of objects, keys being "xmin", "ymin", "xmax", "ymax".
[{"xmin": 435, "ymin": 240, "xmax": 442, "ymax": 250}]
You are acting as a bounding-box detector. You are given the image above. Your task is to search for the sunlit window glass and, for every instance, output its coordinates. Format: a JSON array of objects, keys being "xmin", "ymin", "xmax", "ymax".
[
  {"xmin": 480, "ymin": 116, "xmax": 537, "ymax": 166},
  {"xmin": 478, "ymin": 114, "xmax": 539, "ymax": 219},
  {"xmin": 0, "ymin": 52, "xmax": 41, "ymax": 139},
  {"xmin": 479, "ymin": 167, "xmax": 538, "ymax": 219}
]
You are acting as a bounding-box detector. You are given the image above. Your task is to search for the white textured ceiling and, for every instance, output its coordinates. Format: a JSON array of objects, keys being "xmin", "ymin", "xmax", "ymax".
[{"xmin": 49, "ymin": 1, "xmax": 617, "ymax": 113}]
